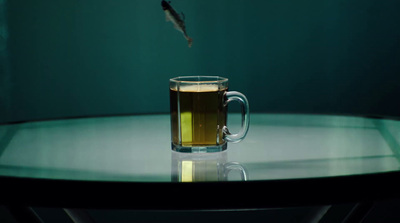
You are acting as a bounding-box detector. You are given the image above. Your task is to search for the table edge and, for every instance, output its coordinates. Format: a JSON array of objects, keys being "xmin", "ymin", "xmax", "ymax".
[{"xmin": 2, "ymin": 171, "xmax": 400, "ymax": 209}]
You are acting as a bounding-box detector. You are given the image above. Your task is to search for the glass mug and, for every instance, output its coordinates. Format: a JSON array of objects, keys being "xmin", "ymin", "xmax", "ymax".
[{"xmin": 170, "ymin": 76, "xmax": 250, "ymax": 153}]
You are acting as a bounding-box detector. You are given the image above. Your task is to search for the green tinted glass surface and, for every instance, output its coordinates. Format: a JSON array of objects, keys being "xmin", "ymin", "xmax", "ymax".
[{"xmin": 1, "ymin": 114, "xmax": 399, "ymax": 182}]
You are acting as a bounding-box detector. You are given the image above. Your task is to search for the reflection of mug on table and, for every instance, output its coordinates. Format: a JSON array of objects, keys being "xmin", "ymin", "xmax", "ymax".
[
  {"xmin": 170, "ymin": 76, "xmax": 250, "ymax": 153},
  {"xmin": 171, "ymin": 151, "xmax": 247, "ymax": 182}
]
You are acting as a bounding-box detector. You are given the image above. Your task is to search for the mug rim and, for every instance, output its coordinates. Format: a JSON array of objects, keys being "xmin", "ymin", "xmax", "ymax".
[{"xmin": 170, "ymin": 76, "xmax": 228, "ymax": 84}]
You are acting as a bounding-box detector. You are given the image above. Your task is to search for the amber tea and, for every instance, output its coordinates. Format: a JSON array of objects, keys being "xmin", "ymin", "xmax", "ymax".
[{"xmin": 170, "ymin": 85, "xmax": 227, "ymax": 148}]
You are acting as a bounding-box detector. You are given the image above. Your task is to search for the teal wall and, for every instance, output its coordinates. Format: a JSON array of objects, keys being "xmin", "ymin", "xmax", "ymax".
[{"xmin": 1, "ymin": 0, "xmax": 399, "ymax": 123}]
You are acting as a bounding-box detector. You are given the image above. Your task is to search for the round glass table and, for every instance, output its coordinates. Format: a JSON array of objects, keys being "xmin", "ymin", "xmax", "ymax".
[{"xmin": 1, "ymin": 113, "xmax": 400, "ymax": 209}]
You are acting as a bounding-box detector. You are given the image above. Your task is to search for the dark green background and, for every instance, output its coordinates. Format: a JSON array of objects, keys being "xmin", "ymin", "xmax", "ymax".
[{"xmin": 1, "ymin": 0, "xmax": 399, "ymax": 123}]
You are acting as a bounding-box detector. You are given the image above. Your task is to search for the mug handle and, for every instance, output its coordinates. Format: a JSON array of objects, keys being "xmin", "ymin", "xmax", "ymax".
[
  {"xmin": 223, "ymin": 91, "xmax": 250, "ymax": 143},
  {"xmin": 224, "ymin": 162, "xmax": 248, "ymax": 181}
]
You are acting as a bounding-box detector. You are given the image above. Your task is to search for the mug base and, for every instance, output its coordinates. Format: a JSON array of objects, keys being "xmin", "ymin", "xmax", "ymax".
[{"xmin": 171, "ymin": 143, "xmax": 227, "ymax": 153}]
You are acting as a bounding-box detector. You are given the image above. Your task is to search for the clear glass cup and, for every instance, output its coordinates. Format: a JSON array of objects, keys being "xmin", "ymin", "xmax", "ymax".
[{"xmin": 170, "ymin": 76, "xmax": 250, "ymax": 153}]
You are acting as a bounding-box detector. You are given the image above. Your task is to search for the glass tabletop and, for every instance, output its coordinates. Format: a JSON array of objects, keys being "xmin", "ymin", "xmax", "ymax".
[{"xmin": 1, "ymin": 113, "xmax": 400, "ymax": 183}]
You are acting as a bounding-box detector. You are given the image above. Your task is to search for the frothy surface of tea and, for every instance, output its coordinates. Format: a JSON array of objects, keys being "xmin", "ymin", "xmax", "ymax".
[{"xmin": 171, "ymin": 84, "xmax": 227, "ymax": 92}]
